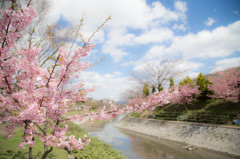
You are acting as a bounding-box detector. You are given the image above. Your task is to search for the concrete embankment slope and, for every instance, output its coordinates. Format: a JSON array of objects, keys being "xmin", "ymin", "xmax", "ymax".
[{"xmin": 115, "ymin": 115, "xmax": 240, "ymax": 157}]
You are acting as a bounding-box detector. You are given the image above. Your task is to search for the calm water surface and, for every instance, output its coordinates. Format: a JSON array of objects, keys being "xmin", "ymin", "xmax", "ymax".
[{"xmin": 84, "ymin": 115, "xmax": 237, "ymax": 159}]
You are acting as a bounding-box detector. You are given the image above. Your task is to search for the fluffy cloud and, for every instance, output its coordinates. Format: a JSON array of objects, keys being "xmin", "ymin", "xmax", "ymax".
[
  {"xmin": 102, "ymin": 46, "xmax": 129, "ymax": 63},
  {"xmin": 49, "ymin": 0, "xmax": 187, "ymax": 62},
  {"xmin": 49, "ymin": 0, "xmax": 186, "ymax": 29},
  {"xmin": 78, "ymin": 71, "xmax": 135, "ymax": 101},
  {"xmin": 133, "ymin": 28, "xmax": 174, "ymax": 44},
  {"xmin": 141, "ymin": 20, "xmax": 240, "ymax": 62},
  {"xmin": 132, "ymin": 59, "xmax": 202, "ymax": 80},
  {"xmin": 172, "ymin": 24, "xmax": 186, "ymax": 31},
  {"xmin": 175, "ymin": 1, "xmax": 187, "ymax": 13},
  {"xmin": 174, "ymin": 0, "xmax": 187, "ymax": 23},
  {"xmin": 205, "ymin": 17, "xmax": 216, "ymax": 26},
  {"xmin": 211, "ymin": 57, "xmax": 240, "ymax": 72}
]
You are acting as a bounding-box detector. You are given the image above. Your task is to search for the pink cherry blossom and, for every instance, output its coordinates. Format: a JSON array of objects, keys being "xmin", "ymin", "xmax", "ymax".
[{"xmin": 208, "ymin": 69, "xmax": 240, "ymax": 103}]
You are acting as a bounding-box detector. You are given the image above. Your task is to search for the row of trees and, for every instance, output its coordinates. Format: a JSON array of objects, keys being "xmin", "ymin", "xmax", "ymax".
[{"xmin": 129, "ymin": 68, "xmax": 240, "ymax": 112}]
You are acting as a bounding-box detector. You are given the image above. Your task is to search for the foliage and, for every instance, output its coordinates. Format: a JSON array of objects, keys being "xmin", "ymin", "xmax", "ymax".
[
  {"xmin": 208, "ymin": 68, "xmax": 240, "ymax": 103},
  {"xmin": 170, "ymin": 84, "xmax": 200, "ymax": 106},
  {"xmin": 129, "ymin": 84, "xmax": 200, "ymax": 113},
  {"xmin": 0, "ymin": 122, "xmax": 125, "ymax": 159},
  {"xmin": 131, "ymin": 112, "xmax": 141, "ymax": 118},
  {"xmin": 158, "ymin": 84, "xmax": 164, "ymax": 92},
  {"xmin": 179, "ymin": 76, "xmax": 194, "ymax": 87},
  {"xmin": 0, "ymin": 2, "xmax": 121, "ymax": 159},
  {"xmin": 152, "ymin": 85, "xmax": 156, "ymax": 94},
  {"xmin": 66, "ymin": 122, "xmax": 125, "ymax": 159},
  {"xmin": 197, "ymin": 73, "xmax": 212, "ymax": 100},
  {"xmin": 143, "ymin": 84, "xmax": 149, "ymax": 96},
  {"xmin": 169, "ymin": 77, "xmax": 175, "ymax": 88},
  {"xmin": 136, "ymin": 99, "xmax": 240, "ymax": 125}
]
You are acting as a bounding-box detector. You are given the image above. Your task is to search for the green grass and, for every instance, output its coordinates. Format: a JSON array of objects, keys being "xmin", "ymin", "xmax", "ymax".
[
  {"xmin": 131, "ymin": 112, "xmax": 141, "ymax": 118},
  {"xmin": 0, "ymin": 122, "xmax": 125, "ymax": 159},
  {"xmin": 131, "ymin": 99, "xmax": 240, "ymax": 125},
  {"xmin": 66, "ymin": 122, "xmax": 125, "ymax": 159}
]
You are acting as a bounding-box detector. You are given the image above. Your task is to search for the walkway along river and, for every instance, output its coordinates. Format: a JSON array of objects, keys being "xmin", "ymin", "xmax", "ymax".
[{"xmin": 79, "ymin": 114, "xmax": 238, "ymax": 159}]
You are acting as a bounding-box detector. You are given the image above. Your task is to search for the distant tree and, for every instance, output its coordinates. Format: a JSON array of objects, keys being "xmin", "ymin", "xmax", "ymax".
[
  {"xmin": 152, "ymin": 85, "xmax": 156, "ymax": 94},
  {"xmin": 169, "ymin": 77, "xmax": 175, "ymax": 88},
  {"xmin": 208, "ymin": 68, "xmax": 240, "ymax": 103},
  {"xmin": 158, "ymin": 85, "xmax": 164, "ymax": 92},
  {"xmin": 143, "ymin": 84, "xmax": 150, "ymax": 96},
  {"xmin": 131, "ymin": 58, "xmax": 184, "ymax": 92},
  {"xmin": 197, "ymin": 73, "xmax": 212, "ymax": 100},
  {"xmin": 179, "ymin": 76, "xmax": 194, "ymax": 87},
  {"xmin": 170, "ymin": 84, "xmax": 200, "ymax": 111},
  {"xmin": 120, "ymin": 87, "xmax": 142, "ymax": 101}
]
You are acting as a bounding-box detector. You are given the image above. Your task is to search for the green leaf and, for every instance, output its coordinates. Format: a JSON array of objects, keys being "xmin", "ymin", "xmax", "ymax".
[
  {"xmin": 59, "ymin": 58, "xmax": 63, "ymax": 62},
  {"xmin": 49, "ymin": 56, "xmax": 55, "ymax": 61}
]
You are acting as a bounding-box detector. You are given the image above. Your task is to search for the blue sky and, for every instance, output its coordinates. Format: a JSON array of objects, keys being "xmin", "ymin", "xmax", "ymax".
[{"xmin": 49, "ymin": 0, "xmax": 240, "ymax": 101}]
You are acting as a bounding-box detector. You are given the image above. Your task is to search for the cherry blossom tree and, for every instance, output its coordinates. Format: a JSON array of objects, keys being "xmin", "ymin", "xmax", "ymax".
[
  {"xmin": 170, "ymin": 84, "xmax": 200, "ymax": 107},
  {"xmin": 0, "ymin": 2, "xmax": 119, "ymax": 159},
  {"xmin": 208, "ymin": 68, "xmax": 240, "ymax": 103},
  {"xmin": 128, "ymin": 84, "xmax": 200, "ymax": 112}
]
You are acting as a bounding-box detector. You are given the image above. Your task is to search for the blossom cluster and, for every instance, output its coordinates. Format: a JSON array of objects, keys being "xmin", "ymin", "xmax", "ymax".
[
  {"xmin": 0, "ymin": 5, "xmax": 95, "ymax": 154},
  {"xmin": 208, "ymin": 69, "xmax": 240, "ymax": 103},
  {"xmin": 128, "ymin": 84, "xmax": 200, "ymax": 112}
]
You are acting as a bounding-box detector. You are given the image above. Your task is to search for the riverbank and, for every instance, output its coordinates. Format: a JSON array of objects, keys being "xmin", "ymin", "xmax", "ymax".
[
  {"xmin": 0, "ymin": 121, "xmax": 125, "ymax": 159},
  {"xmin": 115, "ymin": 114, "xmax": 240, "ymax": 157}
]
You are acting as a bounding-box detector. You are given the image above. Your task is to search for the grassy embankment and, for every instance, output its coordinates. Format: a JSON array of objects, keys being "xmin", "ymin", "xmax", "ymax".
[
  {"xmin": 131, "ymin": 99, "xmax": 240, "ymax": 125},
  {"xmin": 0, "ymin": 121, "xmax": 125, "ymax": 159}
]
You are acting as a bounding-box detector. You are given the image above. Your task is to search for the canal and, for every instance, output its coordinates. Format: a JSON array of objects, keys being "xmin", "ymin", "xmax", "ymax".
[{"xmin": 82, "ymin": 115, "xmax": 237, "ymax": 159}]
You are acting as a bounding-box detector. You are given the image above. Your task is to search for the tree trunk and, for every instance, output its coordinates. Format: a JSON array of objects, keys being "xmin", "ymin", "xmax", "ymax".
[
  {"xmin": 41, "ymin": 146, "xmax": 53, "ymax": 159},
  {"xmin": 29, "ymin": 147, "xmax": 33, "ymax": 159}
]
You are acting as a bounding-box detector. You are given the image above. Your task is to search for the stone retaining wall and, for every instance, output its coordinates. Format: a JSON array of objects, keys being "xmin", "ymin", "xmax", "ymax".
[{"xmin": 115, "ymin": 115, "xmax": 240, "ymax": 156}]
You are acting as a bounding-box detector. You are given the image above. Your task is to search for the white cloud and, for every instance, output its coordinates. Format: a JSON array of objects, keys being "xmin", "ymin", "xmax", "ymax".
[
  {"xmin": 49, "ymin": 0, "xmax": 186, "ymax": 30},
  {"xmin": 49, "ymin": 0, "xmax": 188, "ymax": 62},
  {"xmin": 132, "ymin": 59, "xmax": 203, "ymax": 81},
  {"xmin": 175, "ymin": 1, "xmax": 187, "ymax": 13},
  {"xmin": 205, "ymin": 17, "xmax": 216, "ymax": 26},
  {"xmin": 187, "ymin": 72, "xmax": 199, "ymax": 79},
  {"xmin": 211, "ymin": 57, "xmax": 240, "ymax": 72},
  {"xmin": 177, "ymin": 61, "xmax": 203, "ymax": 71},
  {"xmin": 140, "ymin": 21, "xmax": 240, "ymax": 62},
  {"xmin": 101, "ymin": 27, "xmax": 174, "ymax": 62},
  {"xmin": 174, "ymin": 1, "xmax": 187, "ymax": 23},
  {"xmin": 172, "ymin": 24, "xmax": 186, "ymax": 31},
  {"xmin": 133, "ymin": 28, "xmax": 174, "ymax": 44},
  {"xmin": 121, "ymin": 61, "xmax": 135, "ymax": 66},
  {"xmin": 78, "ymin": 71, "xmax": 135, "ymax": 101},
  {"xmin": 102, "ymin": 46, "xmax": 129, "ymax": 63}
]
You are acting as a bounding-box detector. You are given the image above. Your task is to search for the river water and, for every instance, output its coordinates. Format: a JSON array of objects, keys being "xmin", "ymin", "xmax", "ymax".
[{"xmin": 83, "ymin": 115, "xmax": 237, "ymax": 159}]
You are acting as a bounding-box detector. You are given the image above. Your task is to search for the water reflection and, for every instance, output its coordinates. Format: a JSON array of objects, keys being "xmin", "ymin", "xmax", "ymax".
[{"xmin": 85, "ymin": 115, "xmax": 236, "ymax": 159}]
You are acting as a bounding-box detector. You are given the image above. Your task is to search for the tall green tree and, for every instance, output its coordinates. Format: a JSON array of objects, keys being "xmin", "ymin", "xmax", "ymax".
[
  {"xmin": 169, "ymin": 77, "xmax": 175, "ymax": 88},
  {"xmin": 197, "ymin": 73, "xmax": 211, "ymax": 100},
  {"xmin": 143, "ymin": 84, "xmax": 150, "ymax": 96},
  {"xmin": 179, "ymin": 76, "xmax": 194, "ymax": 86},
  {"xmin": 158, "ymin": 84, "xmax": 164, "ymax": 92},
  {"xmin": 152, "ymin": 85, "xmax": 156, "ymax": 94}
]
